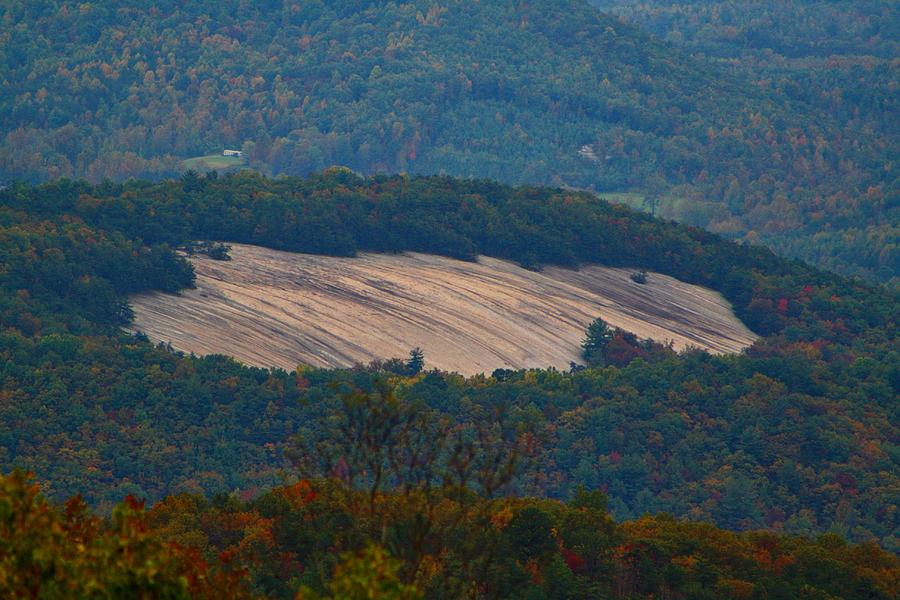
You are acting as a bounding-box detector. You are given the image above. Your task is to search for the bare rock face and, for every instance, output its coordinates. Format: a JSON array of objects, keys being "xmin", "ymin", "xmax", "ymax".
[{"xmin": 128, "ymin": 243, "xmax": 757, "ymax": 375}]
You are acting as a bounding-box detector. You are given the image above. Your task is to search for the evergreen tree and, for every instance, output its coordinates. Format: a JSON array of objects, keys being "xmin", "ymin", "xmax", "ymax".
[
  {"xmin": 582, "ymin": 318, "xmax": 613, "ymax": 365},
  {"xmin": 406, "ymin": 347, "xmax": 424, "ymax": 375}
]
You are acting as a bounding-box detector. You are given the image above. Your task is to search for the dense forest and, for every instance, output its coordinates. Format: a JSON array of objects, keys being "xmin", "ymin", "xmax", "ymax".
[
  {"xmin": 1, "ymin": 0, "xmax": 896, "ymax": 283},
  {"xmin": 1, "ymin": 172, "xmax": 897, "ymax": 559}
]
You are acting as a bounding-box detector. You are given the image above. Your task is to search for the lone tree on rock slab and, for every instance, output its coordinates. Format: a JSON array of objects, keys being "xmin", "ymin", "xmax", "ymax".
[
  {"xmin": 406, "ymin": 347, "xmax": 425, "ymax": 375},
  {"xmin": 582, "ymin": 317, "xmax": 613, "ymax": 365}
]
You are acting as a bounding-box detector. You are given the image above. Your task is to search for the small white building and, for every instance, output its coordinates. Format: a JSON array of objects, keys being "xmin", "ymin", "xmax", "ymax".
[{"xmin": 223, "ymin": 149, "xmax": 243, "ymax": 158}]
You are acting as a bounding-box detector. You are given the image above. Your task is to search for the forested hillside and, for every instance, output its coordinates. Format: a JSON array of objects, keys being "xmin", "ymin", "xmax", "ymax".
[
  {"xmin": 2, "ymin": 171, "xmax": 897, "ymax": 552},
  {"xmin": 591, "ymin": 1, "xmax": 897, "ymax": 61},
  {"xmin": 1, "ymin": 0, "xmax": 896, "ymax": 282},
  {"xmin": 591, "ymin": 0, "xmax": 900, "ymax": 283}
]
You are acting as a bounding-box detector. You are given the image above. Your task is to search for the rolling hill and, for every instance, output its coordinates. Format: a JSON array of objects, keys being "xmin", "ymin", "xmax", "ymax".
[{"xmin": 2, "ymin": 171, "xmax": 897, "ymax": 550}]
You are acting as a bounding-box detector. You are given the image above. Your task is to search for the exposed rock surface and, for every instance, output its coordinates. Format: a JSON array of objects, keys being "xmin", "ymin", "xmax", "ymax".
[{"xmin": 129, "ymin": 243, "xmax": 757, "ymax": 375}]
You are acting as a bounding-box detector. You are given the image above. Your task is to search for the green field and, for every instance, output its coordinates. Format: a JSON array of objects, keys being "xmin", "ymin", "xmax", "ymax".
[
  {"xmin": 597, "ymin": 190, "xmax": 704, "ymax": 223},
  {"xmin": 182, "ymin": 154, "xmax": 245, "ymax": 171},
  {"xmin": 597, "ymin": 191, "xmax": 646, "ymax": 210}
]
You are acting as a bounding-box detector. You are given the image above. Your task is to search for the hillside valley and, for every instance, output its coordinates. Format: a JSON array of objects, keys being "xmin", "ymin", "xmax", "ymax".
[{"xmin": 129, "ymin": 244, "xmax": 756, "ymax": 374}]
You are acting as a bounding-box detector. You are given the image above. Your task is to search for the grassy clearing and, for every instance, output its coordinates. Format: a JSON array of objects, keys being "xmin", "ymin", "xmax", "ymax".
[
  {"xmin": 182, "ymin": 154, "xmax": 245, "ymax": 171},
  {"xmin": 597, "ymin": 191, "xmax": 646, "ymax": 210},
  {"xmin": 597, "ymin": 191, "xmax": 692, "ymax": 221}
]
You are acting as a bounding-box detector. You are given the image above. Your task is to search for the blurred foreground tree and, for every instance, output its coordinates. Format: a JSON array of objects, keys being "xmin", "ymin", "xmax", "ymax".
[{"xmin": 0, "ymin": 470, "xmax": 249, "ymax": 599}]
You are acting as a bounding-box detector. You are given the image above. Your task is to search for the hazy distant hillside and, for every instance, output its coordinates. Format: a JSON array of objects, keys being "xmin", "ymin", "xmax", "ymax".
[
  {"xmin": 591, "ymin": 0, "xmax": 900, "ymax": 282},
  {"xmin": 590, "ymin": 1, "xmax": 898, "ymax": 60},
  {"xmin": 1, "ymin": 0, "xmax": 896, "ymax": 282}
]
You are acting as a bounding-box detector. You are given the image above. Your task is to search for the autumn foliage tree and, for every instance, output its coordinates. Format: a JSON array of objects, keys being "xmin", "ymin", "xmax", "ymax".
[
  {"xmin": 296, "ymin": 545, "xmax": 423, "ymax": 600},
  {"xmin": 0, "ymin": 471, "xmax": 249, "ymax": 599}
]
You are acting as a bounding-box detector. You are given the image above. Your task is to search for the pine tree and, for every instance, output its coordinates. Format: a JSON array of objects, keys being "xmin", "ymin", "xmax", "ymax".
[
  {"xmin": 406, "ymin": 347, "xmax": 424, "ymax": 375},
  {"xmin": 582, "ymin": 318, "xmax": 613, "ymax": 365}
]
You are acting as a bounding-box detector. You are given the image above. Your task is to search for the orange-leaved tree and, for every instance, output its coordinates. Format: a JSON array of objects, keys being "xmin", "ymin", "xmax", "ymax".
[{"xmin": 0, "ymin": 470, "xmax": 249, "ymax": 599}]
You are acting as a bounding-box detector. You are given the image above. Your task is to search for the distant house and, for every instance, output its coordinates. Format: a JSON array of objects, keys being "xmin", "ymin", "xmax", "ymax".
[{"xmin": 223, "ymin": 149, "xmax": 243, "ymax": 157}]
